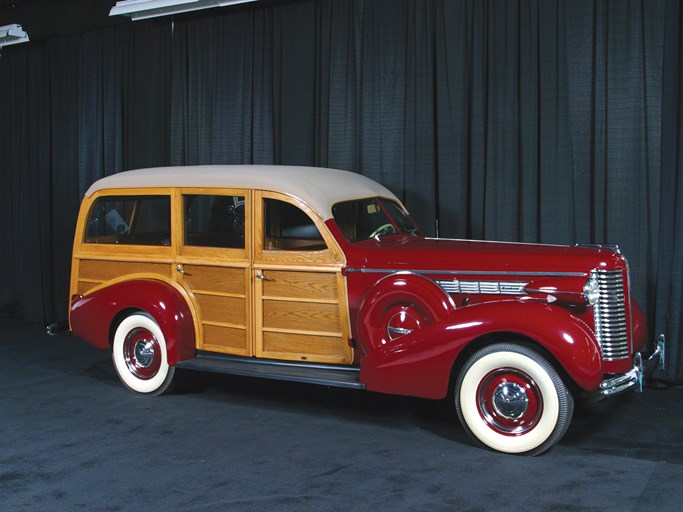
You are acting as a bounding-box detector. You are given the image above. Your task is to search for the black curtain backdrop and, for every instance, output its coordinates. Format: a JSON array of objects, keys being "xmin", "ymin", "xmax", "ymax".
[{"xmin": 0, "ymin": 0, "xmax": 681, "ymax": 380}]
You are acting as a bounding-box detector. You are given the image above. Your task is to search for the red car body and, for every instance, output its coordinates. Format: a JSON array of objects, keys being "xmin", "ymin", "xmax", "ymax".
[{"xmin": 69, "ymin": 165, "xmax": 662, "ymax": 455}]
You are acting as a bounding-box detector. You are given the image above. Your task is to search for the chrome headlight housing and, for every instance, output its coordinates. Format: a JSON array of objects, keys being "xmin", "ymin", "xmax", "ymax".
[{"xmin": 583, "ymin": 275, "xmax": 600, "ymax": 305}]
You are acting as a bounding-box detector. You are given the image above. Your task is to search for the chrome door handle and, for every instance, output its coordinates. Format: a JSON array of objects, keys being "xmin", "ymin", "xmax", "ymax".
[
  {"xmin": 176, "ymin": 264, "xmax": 187, "ymax": 275},
  {"xmin": 255, "ymin": 271, "xmax": 272, "ymax": 281}
]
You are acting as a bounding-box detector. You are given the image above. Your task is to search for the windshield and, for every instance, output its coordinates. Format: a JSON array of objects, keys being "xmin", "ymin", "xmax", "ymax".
[{"xmin": 332, "ymin": 197, "xmax": 421, "ymax": 242}]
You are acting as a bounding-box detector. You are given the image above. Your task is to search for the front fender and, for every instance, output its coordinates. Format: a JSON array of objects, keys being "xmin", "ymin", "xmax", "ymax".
[
  {"xmin": 70, "ymin": 279, "xmax": 197, "ymax": 365},
  {"xmin": 360, "ymin": 300, "xmax": 602, "ymax": 399},
  {"xmin": 357, "ymin": 272, "xmax": 455, "ymax": 354}
]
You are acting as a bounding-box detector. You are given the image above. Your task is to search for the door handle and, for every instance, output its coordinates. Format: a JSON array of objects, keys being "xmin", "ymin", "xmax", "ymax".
[
  {"xmin": 176, "ymin": 264, "xmax": 190, "ymax": 275},
  {"xmin": 255, "ymin": 271, "xmax": 272, "ymax": 281}
]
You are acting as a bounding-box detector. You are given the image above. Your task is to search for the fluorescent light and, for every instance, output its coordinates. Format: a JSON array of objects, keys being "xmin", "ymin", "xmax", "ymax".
[
  {"xmin": 0, "ymin": 24, "xmax": 30, "ymax": 47},
  {"xmin": 110, "ymin": 0, "xmax": 258, "ymax": 20}
]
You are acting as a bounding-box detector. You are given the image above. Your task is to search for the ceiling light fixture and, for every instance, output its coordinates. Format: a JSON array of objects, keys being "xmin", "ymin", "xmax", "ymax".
[
  {"xmin": 109, "ymin": 0, "xmax": 258, "ymax": 21},
  {"xmin": 0, "ymin": 24, "xmax": 30, "ymax": 47}
]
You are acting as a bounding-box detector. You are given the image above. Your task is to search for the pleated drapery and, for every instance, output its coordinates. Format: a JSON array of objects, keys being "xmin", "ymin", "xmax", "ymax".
[{"xmin": 1, "ymin": 0, "xmax": 681, "ymax": 379}]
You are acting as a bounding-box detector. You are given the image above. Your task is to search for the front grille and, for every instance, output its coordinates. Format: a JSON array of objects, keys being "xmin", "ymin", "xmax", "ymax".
[{"xmin": 593, "ymin": 270, "xmax": 630, "ymax": 360}]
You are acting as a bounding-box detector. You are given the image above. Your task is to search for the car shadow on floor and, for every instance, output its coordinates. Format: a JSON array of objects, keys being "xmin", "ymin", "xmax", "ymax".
[{"xmin": 67, "ymin": 326, "xmax": 683, "ymax": 463}]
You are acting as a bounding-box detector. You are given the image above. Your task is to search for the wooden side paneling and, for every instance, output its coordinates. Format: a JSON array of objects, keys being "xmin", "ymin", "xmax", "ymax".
[
  {"xmin": 195, "ymin": 294, "xmax": 246, "ymax": 326},
  {"xmin": 183, "ymin": 265, "xmax": 245, "ymax": 295},
  {"xmin": 262, "ymin": 300, "xmax": 340, "ymax": 334},
  {"xmin": 79, "ymin": 259, "xmax": 172, "ymax": 282},
  {"xmin": 256, "ymin": 268, "xmax": 352, "ymax": 364},
  {"xmin": 180, "ymin": 265, "xmax": 250, "ymax": 356},
  {"xmin": 262, "ymin": 332, "xmax": 346, "ymax": 362},
  {"xmin": 203, "ymin": 324, "xmax": 248, "ymax": 354},
  {"xmin": 263, "ymin": 270, "xmax": 338, "ymax": 301},
  {"xmin": 75, "ymin": 259, "xmax": 173, "ymax": 296}
]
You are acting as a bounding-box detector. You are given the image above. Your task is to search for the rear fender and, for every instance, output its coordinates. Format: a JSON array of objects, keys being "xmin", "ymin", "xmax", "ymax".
[
  {"xmin": 70, "ymin": 278, "xmax": 197, "ymax": 365},
  {"xmin": 360, "ymin": 300, "xmax": 602, "ymax": 399}
]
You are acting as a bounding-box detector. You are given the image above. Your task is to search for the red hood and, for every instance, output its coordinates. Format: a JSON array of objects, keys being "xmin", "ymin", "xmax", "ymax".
[{"xmin": 342, "ymin": 235, "xmax": 626, "ymax": 275}]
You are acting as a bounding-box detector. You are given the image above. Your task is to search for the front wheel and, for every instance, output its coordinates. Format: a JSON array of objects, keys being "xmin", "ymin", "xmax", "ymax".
[
  {"xmin": 455, "ymin": 343, "xmax": 573, "ymax": 456},
  {"xmin": 112, "ymin": 313, "xmax": 175, "ymax": 395}
]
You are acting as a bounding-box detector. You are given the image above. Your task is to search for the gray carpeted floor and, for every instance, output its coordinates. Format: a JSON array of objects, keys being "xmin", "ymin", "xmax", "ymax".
[{"xmin": 2, "ymin": 318, "xmax": 682, "ymax": 511}]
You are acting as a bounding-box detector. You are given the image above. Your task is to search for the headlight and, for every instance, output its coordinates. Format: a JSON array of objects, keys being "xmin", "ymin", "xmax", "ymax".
[{"xmin": 583, "ymin": 275, "xmax": 600, "ymax": 305}]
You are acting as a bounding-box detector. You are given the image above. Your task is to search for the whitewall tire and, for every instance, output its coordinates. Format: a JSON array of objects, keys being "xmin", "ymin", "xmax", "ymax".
[
  {"xmin": 112, "ymin": 313, "xmax": 175, "ymax": 395},
  {"xmin": 455, "ymin": 343, "xmax": 573, "ymax": 456}
]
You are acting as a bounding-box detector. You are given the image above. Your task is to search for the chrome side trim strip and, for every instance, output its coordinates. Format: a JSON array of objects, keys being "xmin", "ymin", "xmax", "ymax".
[{"xmin": 346, "ymin": 268, "xmax": 587, "ymax": 278}]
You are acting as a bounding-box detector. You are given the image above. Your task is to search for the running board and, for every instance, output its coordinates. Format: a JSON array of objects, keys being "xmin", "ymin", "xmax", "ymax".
[{"xmin": 175, "ymin": 351, "xmax": 365, "ymax": 390}]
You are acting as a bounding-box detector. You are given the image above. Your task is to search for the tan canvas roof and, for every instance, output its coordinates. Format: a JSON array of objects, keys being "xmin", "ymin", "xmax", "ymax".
[{"xmin": 85, "ymin": 165, "xmax": 400, "ymax": 220}]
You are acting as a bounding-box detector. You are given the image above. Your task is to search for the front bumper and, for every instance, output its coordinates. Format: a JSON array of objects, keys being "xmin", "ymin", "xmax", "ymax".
[{"xmin": 597, "ymin": 334, "xmax": 666, "ymax": 397}]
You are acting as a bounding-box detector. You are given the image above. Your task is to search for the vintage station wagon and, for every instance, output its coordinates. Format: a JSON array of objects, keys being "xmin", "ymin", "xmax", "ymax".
[{"xmin": 69, "ymin": 165, "xmax": 663, "ymax": 455}]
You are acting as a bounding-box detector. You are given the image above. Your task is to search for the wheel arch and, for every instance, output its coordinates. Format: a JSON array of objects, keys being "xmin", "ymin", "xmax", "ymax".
[
  {"xmin": 71, "ymin": 277, "xmax": 198, "ymax": 365},
  {"xmin": 447, "ymin": 331, "xmax": 583, "ymax": 399}
]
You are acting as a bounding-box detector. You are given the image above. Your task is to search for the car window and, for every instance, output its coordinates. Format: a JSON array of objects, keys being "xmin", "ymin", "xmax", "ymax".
[
  {"xmin": 263, "ymin": 198, "xmax": 327, "ymax": 251},
  {"xmin": 85, "ymin": 195, "xmax": 170, "ymax": 246},
  {"xmin": 184, "ymin": 194, "xmax": 245, "ymax": 249},
  {"xmin": 332, "ymin": 197, "xmax": 420, "ymax": 242}
]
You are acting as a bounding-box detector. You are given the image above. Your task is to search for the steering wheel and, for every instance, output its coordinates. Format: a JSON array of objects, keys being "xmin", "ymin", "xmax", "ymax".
[{"xmin": 370, "ymin": 223, "xmax": 397, "ymax": 238}]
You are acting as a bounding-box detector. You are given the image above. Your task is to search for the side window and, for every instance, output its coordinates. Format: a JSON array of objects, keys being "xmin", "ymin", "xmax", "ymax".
[
  {"xmin": 263, "ymin": 199, "xmax": 327, "ymax": 251},
  {"xmin": 332, "ymin": 198, "xmax": 387, "ymax": 241},
  {"xmin": 85, "ymin": 195, "xmax": 170, "ymax": 246},
  {"xmin": 184, "ymin": 194, "xmax": 245, "ymax": 249}
]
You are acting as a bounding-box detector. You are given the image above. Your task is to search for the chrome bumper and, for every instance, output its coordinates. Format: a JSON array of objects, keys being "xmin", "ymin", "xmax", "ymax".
[{"xmin": 597, "ymin": 334, "xmax": 666, "ymax": 397}]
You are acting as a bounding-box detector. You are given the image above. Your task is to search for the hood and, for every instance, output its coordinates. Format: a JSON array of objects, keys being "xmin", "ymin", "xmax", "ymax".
[{"xmin": 345, "ymin": 235, "xmax": 625, "ymax": 276}]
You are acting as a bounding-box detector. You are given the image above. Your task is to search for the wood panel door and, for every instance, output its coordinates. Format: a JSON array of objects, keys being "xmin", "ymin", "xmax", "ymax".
[
  {"xmin": 253, "ymin": 192, "xmax": 352, "ymax": 364},
  {"xmin": 254, "ymin": 268, "xmax": 352, "ymax": 364},
  {"xmin": 176, "ymin": 264, "xmax": 250, "ymax": 355},
  {"xmin": 175, "ymin": 189, "xmax": 251, "ymax": 356}
]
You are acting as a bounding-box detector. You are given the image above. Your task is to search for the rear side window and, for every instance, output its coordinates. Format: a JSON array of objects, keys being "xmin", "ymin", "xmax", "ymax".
[
  {"xmin": 184, "ymin": 194, "xmax": 245, "ymax": 249},
  {"xmin": 85, "ymin": 195, "xmax": 170, "ymax": 246}
]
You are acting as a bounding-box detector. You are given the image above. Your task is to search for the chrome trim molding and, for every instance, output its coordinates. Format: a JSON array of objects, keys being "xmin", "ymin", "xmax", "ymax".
[
  {"xmin": 346, "ymin": 268, "xmax": 587, "ymax": 278},
  {"xmin": 574, "ymin": 243, "xmax": 621, "ymax": 254},
  {"xmin": 436, "ymin": 279, "xmax": 528, "ymax": 295}
]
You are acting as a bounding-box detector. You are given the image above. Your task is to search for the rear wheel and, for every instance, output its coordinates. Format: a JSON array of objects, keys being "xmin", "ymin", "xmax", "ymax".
[
  {"xmin": 112, "ymin": 313, "xmax": 175, "ymax": 395},
  {"xmin": 455, "ymin": 343, "xmax": 573, "ymax": 455}
]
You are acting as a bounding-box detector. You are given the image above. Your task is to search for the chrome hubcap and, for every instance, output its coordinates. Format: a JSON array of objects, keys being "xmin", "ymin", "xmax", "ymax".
[
  {"xmin": 123, "ymin": 327, "xmax": 162, "ymax": 380},
  {"xmin": 492, "ymin": 381, "xmax": 529, "ymax": 419},
  {"xmin": 477, "ymin": 368, "xmax": 542, "ymax": 435},
  {"xmin": 133, "ymin": 339, "xmax": 156, "ymax": 368}
]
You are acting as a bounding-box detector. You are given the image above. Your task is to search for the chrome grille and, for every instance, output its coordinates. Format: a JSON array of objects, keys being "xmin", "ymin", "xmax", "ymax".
[{"xmin": 593, "ymin": 270, "xmax": 630, "ymax": 360}]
